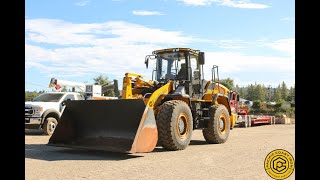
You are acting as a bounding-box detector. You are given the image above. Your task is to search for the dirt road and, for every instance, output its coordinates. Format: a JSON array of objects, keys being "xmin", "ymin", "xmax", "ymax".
[{"xmin": 25, "ymin": 124, "xmax": 295, "ymax": 180}]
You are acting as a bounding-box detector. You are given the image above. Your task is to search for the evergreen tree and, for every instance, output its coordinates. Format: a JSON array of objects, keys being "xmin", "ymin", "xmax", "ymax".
[
  {"xmin": 219, "ymin": 78, "xmax": 234, "ymax": 90},
  {"xmin": 281, "ymin": 81, "xmax": 288, "ymax": 100},
  {"xmin": 61, "ymin": 86, "xmax": 68, "ymax": 92},
  {"xmin": 275, "ymin": 84, "xmax": 282, "ymax": 102},
  {"xmin": 246, "ymin": 84, "xmax": 255, "ymax": 101}
]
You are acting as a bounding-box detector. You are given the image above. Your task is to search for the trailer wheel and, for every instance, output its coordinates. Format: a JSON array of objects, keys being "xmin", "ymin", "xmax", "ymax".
[
  {"xmin": 202, "ymin": 105, "xmax": 230, "ymax": 144},
  {"xmin": 43, "ymin": 117, "xmax": 58, "ymax": 135},
  {"xmin": 156, "ymin": 100, "xmax": 193, "ymax": 150}
]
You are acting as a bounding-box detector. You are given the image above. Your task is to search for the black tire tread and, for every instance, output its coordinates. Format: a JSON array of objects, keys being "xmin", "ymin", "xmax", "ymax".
[
  {"xmin": 156, "ymin": 100, "xmax": 192, "ymax": 150},
  {"xmin": 202, "ymin": 105, "xmax": 230, "ymax": 144}
]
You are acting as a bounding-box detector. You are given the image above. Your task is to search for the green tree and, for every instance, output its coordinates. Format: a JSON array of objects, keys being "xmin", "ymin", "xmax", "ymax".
[
  {"xmin": 287, "ymin": 84, "xmax": 295, "ymax": 102},
  {"xmin": 265, "ymin": 86, "xmax": 274, "ymax": 102},
  {"xmin": 255, "ymin": 84, "xmax": 266, "ymax": 101},
  {"xmin": 25, "ymin": 91, "xmax": 42, "ymax": 101},
  {"xmin": 61, "ymin": 86, "xmax": 68, "ymax": 92},
  {"xmin": 246, "ymin": 84, "xmax": 255, "ymax": 101},
  {"xmin": 274, "ymin": 85, "xmax": 282, "ymax": 102},
  {"xmin": 244, "ymin": 84, "xmax": 266, "ymax": 101},
  {"xmin": 93, "ymin": 74, "xmax": 115, "ymax": 96},
  {"xmin": 281, "ymin": 81, "xmax": 288, "ymax": 100},
  {"xmin": 219, "ymin": 78, "xmax": 234, "ymax": 90},
  {"xmin": 238, "ymin": 87, "xmax": 244, "ymax": 98},
  {"xmin": 93, "ymin": 75, "xmax": 110, "ymax": 86},
  {"xmin": 233, "ymin": 85, "xmax": 247, "ymax": 100}
]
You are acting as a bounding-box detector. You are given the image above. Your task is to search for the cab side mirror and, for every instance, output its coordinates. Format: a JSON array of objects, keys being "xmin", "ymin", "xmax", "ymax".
[
  {"xmin": 145, "ymin": 56, "xmax": 149, "ymax": 69},
  {"xmin": 198, "ymin": 52, "xmax": 205, "ymax": 65}
]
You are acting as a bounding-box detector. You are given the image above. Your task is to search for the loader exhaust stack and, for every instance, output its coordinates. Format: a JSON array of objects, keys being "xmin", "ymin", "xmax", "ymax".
[{"xmin": 48, "ymin": 99, "xmax": 158, "ymax": 153}]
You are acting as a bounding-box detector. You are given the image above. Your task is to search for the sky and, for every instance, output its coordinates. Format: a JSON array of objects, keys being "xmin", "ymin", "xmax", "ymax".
[{"xmin": 25, "ymin": 0, "xmax": 295, "ymax": 91}]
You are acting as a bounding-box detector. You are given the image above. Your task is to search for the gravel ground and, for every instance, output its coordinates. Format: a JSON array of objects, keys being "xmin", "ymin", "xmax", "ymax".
[{"xmin": 25, "ymin": 124, "xmax": 295, "ymax": 180}]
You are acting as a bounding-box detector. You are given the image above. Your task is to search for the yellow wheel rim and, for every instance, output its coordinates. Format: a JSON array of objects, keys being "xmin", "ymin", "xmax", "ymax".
[
  {"xmin": 176, "ymin": 113, "xmax": 189, "ymax": 139},
  {"xmin": 218, "ymin": 114, "xmax": 227, "ymax": 135}
]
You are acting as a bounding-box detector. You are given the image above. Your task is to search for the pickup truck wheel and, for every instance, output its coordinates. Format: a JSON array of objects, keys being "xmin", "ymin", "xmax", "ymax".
[{"xmin": 43, "ymin": 117, "xmax": 58, "ymax": 135}]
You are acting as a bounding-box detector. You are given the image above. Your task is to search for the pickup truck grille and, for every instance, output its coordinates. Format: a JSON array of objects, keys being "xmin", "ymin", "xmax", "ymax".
[{"xmin": 25, "ymin": 107, "xmax": 34, "ymax": 116}]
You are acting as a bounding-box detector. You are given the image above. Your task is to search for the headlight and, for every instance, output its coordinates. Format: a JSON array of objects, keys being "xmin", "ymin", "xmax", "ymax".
[{"xmin": 34, "ymin": 106, "xmax": 43, "ymax": 113}]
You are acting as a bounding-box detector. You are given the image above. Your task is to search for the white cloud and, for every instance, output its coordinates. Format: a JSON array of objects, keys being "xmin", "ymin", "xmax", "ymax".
[
  {"xmin": 75, "ymin": 0, "xmax": 90, "ymax": 6},
  {"xmin": 25, "ymin": 19, "xmax": 193, "ymax": 46},
  {"xmin": 266, "ymin": 38, "xmax": 295, "ymax": 56},
  {"xmin": 203, "ymin": 51, "xmax": 295, "ymax": 87},
  {"xmin": 132, "ymin": 10, "xmax": 164, "ymax": 16},
  {"xmin": 25, "ymin": 18, "xmax": 196, "ymax": 79},
  {"xmin": 219, "ymin": 0, "xmax": 269, "ymax": 9},
  {"xmin": 178, "ymin": 0, "xmax": 270, "ymax": 9},
  {"xmin": 178, "ymin": 0, "xmax": 212, "ymax": 6},
  {"xmin": 25, "ymin": 18, "xmax": 294, "ymax": 88},
  {"xmin": 217, "ymin": 39, "xmax": 247, "ymax": 49}
]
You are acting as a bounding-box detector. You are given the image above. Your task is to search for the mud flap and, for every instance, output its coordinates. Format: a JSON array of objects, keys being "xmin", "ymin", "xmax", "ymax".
[{"xmin": 48, "ymin": 99, "xmax": 158, "ymax": 153}]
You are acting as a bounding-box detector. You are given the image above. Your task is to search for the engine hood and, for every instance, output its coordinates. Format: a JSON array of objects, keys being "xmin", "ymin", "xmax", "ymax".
[{"xmin": 25, "ymin": 102, "xmax": 59, "ymax": 108}]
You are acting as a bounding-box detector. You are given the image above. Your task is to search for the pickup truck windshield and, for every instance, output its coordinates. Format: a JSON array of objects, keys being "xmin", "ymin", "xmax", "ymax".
[{"xmin": 32, "ymin": 93, "xmax": 64, "ymax": 102}]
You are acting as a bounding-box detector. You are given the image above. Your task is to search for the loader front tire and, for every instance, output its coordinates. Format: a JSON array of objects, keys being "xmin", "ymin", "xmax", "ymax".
[
  {"xmin": 43, "ymin": 117, "xmax": 58, "ymax": 135},
  {"xmin": 202, "ymin": 105, "xmax": 230, "ymax": 144},
  {"xmin": 156, "ymin": 100, "xmax": 193, "ymax": 151}
]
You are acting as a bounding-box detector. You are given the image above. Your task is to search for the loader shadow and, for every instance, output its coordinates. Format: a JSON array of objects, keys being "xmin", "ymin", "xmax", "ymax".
[
  {"xmin": 152, "ymin": 140, "xmax": 209, "ymax": 152},
  {"xmin": 25, "ymin": 144, "xmax": 143, "ymax": 161},
  {"xmin": 25, "ymin": 129, "xmax": 45, "ymax": 136},
  {"xmin": 189, "ymin": 140, "xmax": 210, "ymax": 145}
]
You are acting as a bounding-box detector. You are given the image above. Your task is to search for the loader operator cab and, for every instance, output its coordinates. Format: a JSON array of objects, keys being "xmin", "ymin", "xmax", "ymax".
[
  {"xmin": 154, "ymin": 51, "xmax": 186, "ymax": 81},
  {"xmin": 145, "ymin": 48, "xmax": 206, "ymax": 99}
]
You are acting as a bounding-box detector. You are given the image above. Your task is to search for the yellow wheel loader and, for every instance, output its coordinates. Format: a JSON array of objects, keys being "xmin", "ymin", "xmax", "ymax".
[{"xmin": 48, "ymin": 48, "xmax": 239, "ymax": 153}]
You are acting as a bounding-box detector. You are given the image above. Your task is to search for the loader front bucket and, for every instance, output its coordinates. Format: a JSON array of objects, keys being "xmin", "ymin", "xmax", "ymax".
[{"xmin": 48, "ymin": 99, "xmax": 158, "ymax": 153}]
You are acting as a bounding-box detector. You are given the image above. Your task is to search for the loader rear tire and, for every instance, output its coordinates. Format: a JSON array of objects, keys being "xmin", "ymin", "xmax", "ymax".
[
  {"xmin": 156, "ymin": 100, "xmax": 193, "ymax": 151},
  {"xmin": 43, "ymin": 117, "xmax": 58, "ymax": 135},
  {"xmin": 202, "ymin": 105, "xmax": 230, "ymax": 144}
]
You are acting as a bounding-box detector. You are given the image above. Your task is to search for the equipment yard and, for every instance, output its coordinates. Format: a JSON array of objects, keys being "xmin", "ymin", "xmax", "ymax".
[{"xmin": 25, "ymin": 124, "xmax": 295, "ymax": 180}]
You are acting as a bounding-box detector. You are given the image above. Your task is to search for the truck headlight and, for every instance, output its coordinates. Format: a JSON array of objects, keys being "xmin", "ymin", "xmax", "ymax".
[{"xmin": 34, "ymin": 106, "xmax": 43, "ymax": 113}]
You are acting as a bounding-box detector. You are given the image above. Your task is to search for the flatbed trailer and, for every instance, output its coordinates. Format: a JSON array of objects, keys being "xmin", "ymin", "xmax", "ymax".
[{"xmin": 236, "ymin": 114, "xmax": 276, "ymax": 128}]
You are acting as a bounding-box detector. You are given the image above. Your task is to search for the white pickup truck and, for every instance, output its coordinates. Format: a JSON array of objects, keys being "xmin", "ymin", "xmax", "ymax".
[{"xmin": 25, "ymin": 92, "xmax": 84, "ymax": 135}]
